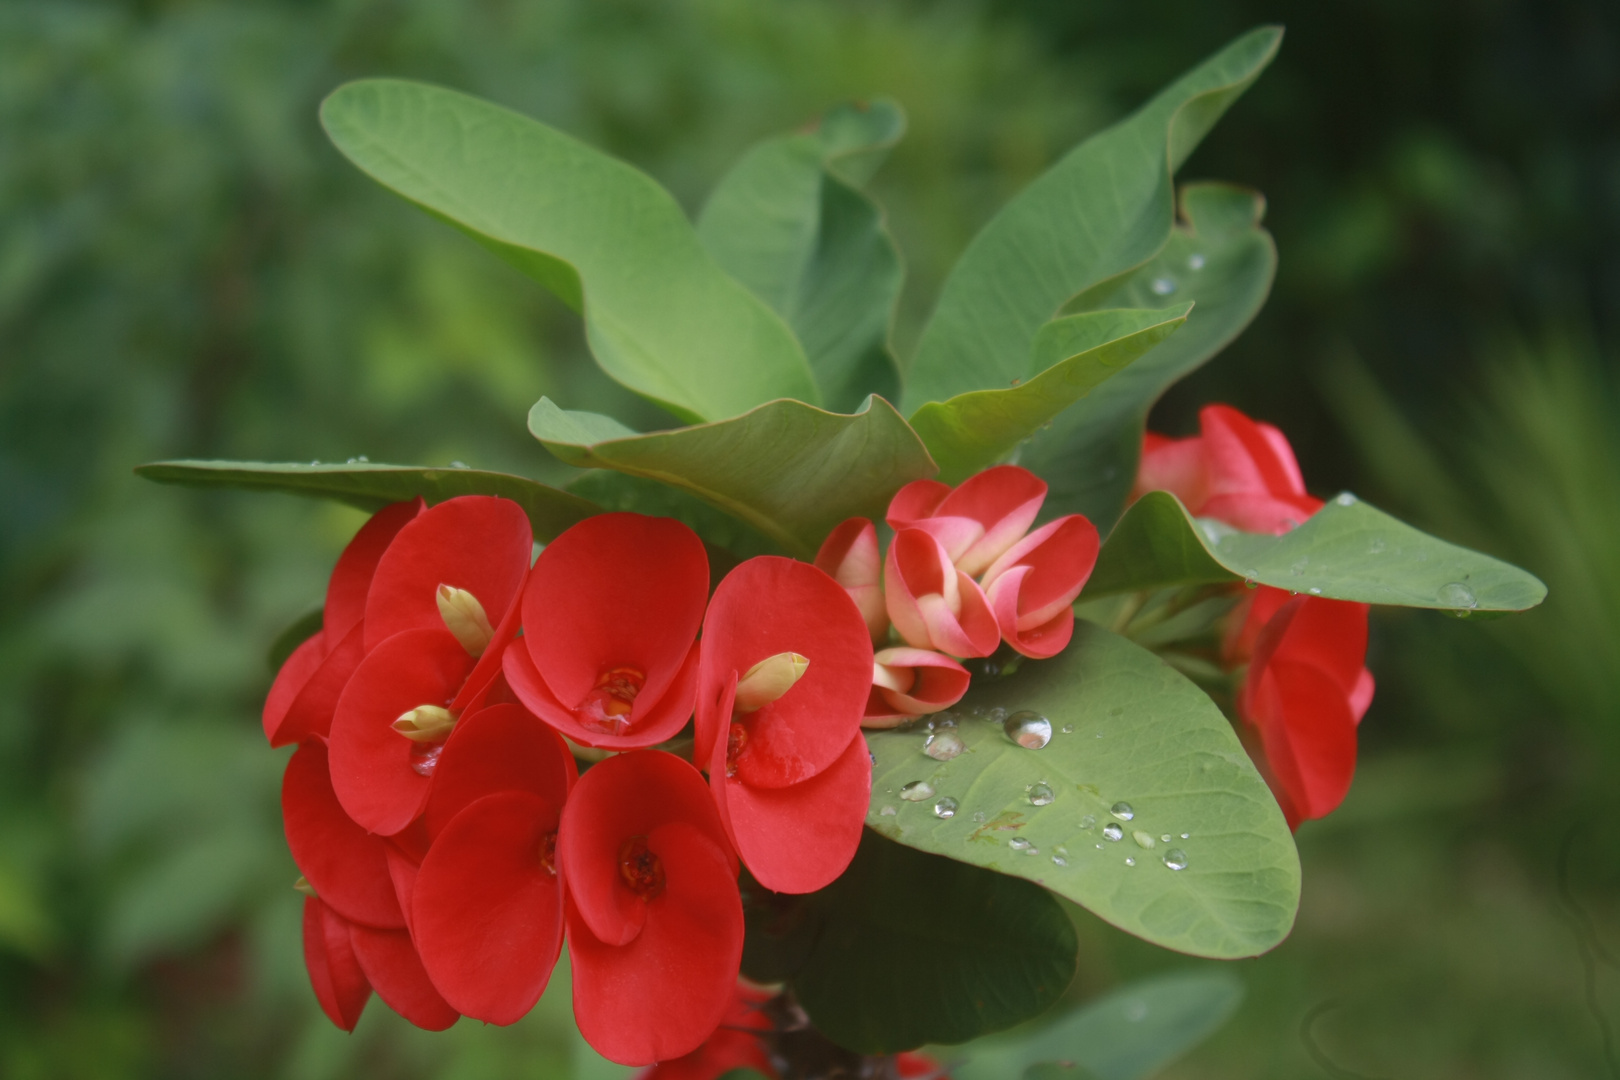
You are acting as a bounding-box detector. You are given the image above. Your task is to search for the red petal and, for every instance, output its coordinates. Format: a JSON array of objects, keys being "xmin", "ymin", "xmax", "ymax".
[
  {"xmin": 264, "ymin": 632, "xmax": 326, "ymax": 746},
  {"xmin": 1252, "ymin": 660, "xmax": 1359, "ymax": 822},
  {"xmin": 329, "ymin": 628, "xmax": 475, "ymax": 836},
  {"xmin": 349, "ymin": 923, "xmax": 460, "ymax": 1031},
  {"xmin": 283, "ymin": 740, "xmax": 405, "ymax": 929},
  {"xmin": 981, "ymin": 515, "xmax": 1099, "ymax": 629},
  {"xmin": 558, "ymin": 751, "xmax": 735, "ymax": 949},
  {"xmin": 423, "ymin": 703, "xmax": 575, "ymax": 840},
  {"xmin": 1222, "ymin": 585, "xmax": 1292, "ymax": 666},
  {"xmin": 1201, "ymin": 404, "xmax": 1304, "ymax": 501},
  {"xmin": 1199, "ymin": 492, "xmax": 1322, "ymax": 535},
  {"xmin": 567, "ymin": 822, "xmax": 744, "ymax": 1066},
  {"xmin": 634, "ymin": 984, "xmax": 774, "ymax": 1080},
  {"xmin": 868, "ymin": 648, "xmax": 970, "ymax": 718},
  {"xmin": 884, "ymin": 531, "xmax": 1000, "ymax": 658},
  {"xmin": 270, "ymin": 623, "xmax": 366, "ymax": 748},
  {"xmin": 518, "ymin": 514, "xmax": 708, "ymax": 744},
  {"xmin": 699, "ymin": 558, "xmax": 873, "ymax": 789},
  {"xmin": 1266, "ymin": 596, "xmax": 1370, "ymax": 694},
  {"xmin": 885, "ymin": 479, "xmax": 951, "ymax": 528},
  {"xmin": 814, "ymin": 517, "xmax": 887, "ymax": 642},
  {"xmin": 413, "ymin": 791, "xmax": 564, "ymax": 1025},
  {"xmin": 712, "ymin": 732, "xmax": 870, "ymax": 895},
  {"xmin": 1134, "ymin": 432, "xmax": 1209, "ymax": 509},
  {"xmin": 302, "ymin": 897, "xmax": 371, "ymax": 1032},
  {"xmin": 325, "ymin": 499, "xmax": 423, "ymax": 642},
  {"xmin": 363, "ymin": 496, "xmax": 533, "ymax": 652},
  {"xmin": 384, "ymin": 843, "xmax": 420, "ymax": 938},
  {"xmin": 987, "ymin": 566, "xmax": 1076, "ymax": 659},
  {"xmin": 934, "ymin": 465, "xmax": 1047, "ymax": 575}
]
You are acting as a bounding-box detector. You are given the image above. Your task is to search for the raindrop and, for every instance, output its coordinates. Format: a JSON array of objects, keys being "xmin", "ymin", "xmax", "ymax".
[
  {"xmin": 1308, "ymin": 587, "xmax": 1322, "ymax": 595},
  {"xmin": 1290, "ymin": 557, "xmax": 1310, "ymax": 576},
  {"xmin": 450, "ymin": 460, "xmax": 469, "ymax": 469},
  {"xmin": 925, "ymin": 730, "xmax": 965, "ymax": 761},
  {"xmin": 1335, "ymin": 492, "xmax": 1358, "ymax": 507},
  {"xmin": 1110, "ymin": 801, "xmax": 1135, "ymax": 821},
  {"xmin": 1161, "ymin": 834, "xmax": 1172, "ymax": 843},
  {"xmin": 880, "ymin": 806, "xmax": 897, "ymax": 816},
  {"xmin": 309, "ymin": 460, "xmax": 320, "ymax": 466},
  {"xmin": 355, "ymin": 454, "xmax": 369, "ymax": 462},
  {"xmin": 900, "ymin": 780, "xmax": 935, "ymax": 802},
  {"xmin": 1052, "ymin": 855, "xmax": 1068, "ymax": 867},
  {"xmin": 1028, "ymin": 783, "xmax": 1055, "ymax": 807},
  {"xmin": 1061, "ymin": 723, "xmax": 1075, "ymax": 734},
  {"xmin": 1181, "ymin": 833, "xmax": 1190, "ymax": 839},
  {"xmin": 1095, "ymin": 843, "xmax": 1104, "ymax": 850},
  {"xmin": 1369, "ymin": 538, "xmax": 1387, "ymax": 554},
  {"xmin": 1008, "ymin": 837, "xmax": 1032, "ymax": 852},
  {"xmin": 1005, "ymin": 711, "xmax": 1053, "ymax": 749},
  {"xmin": 1438, "ymin": 581, "xmax": 1478, "ymax": 610},
  {"xmin": 967, "ymin": 705, "xmax": 986, "ymax": 718},
  {"xmin": 973, "ymin": 812, "xmax": 987, "ymax": 824},
  {"xmin": 1024, "ymin": 845, "xmax": 1041, "ymax": 856},
  {"xmin": 869, "ymin": 751, "xmax": 877, "ymax": 766},
  {"xmin": 1163, "ymin": 849, "xmax": 1190, "ymax": 871},
  {"xmin": 933, "ymin": 797, "xmax": 959, "ymax": 819},
  {"xmin": 1125, "ymin": 857, "xmax": 1137, "ymax": 866},
  {"xmin": 1079, "ymin": 815, "xmax": 1097, "ymax": 830},
  {"xmin": 1186, "ymin": 252, "xmax": 1207, "ymax": 271},
  {"xmin": 1102, "ymin": 823, "xmax": 1124, "ymax": 842},
  {"xmin": 1150, "ymin": 276, "xmax": 1178, "ymax": 296},
  {"xmin": 346, "ymin": 457, "xmax": 360, "ymax": 464},
  {"xmin": 1244, "ymin": 577, "xmax": 1259, "ymax": 589},
  {"xmin": 1132, "ymin": 830, "xmax": 1156, "ymax": 849},
  {"xmin": 1055, "ymin": 845, "xmax": 1069, "ymax": 856}
]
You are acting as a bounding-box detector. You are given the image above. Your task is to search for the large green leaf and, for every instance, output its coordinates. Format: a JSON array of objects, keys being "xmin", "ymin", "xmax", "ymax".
[
  {"xmin": 954, "ymin": 971, "xmax": 1243, "ymax": 1080},
  {"xmin": 135, "ymin": 460, "xmax": 600, "ymax": 542},
  {"xmin": 866, "ymin": 621, "xmax": 1299, "ymax": 959},
  {"xmin": 909, "ymin": 306, "xmax": 1190, "ymax": 483},
  {"xmin": 1021, "ymin": 183, "xmax": 1277, "ymax": 526},
  {"xmin": 320, "ymin": 79, "xmax": 817, "ymax": 423},
  {"xmin": 1084, "ymin": 490, "xmax": 1548, "ymax": 613},
  {"xmin": 742, "ymin": 830, "xmax": 1077, "ymax": 1054},
  {"xmin": 902, "ymin": 28, "xmax": 1281, "ymax": 412},
  {"xmin": 698, "ymin": 101, "xmax": 905, "ymax": 413},
  {"xmin": 529, "ymin": 395, "xmax": 935, "ymax": 558}
]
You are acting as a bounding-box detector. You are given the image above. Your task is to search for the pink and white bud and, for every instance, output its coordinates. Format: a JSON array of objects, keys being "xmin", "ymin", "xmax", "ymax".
[
  {"xmin": 883, "ymin": 529, "xmax": 1001, "ymax": 658},
  {"xmin": 886, "ymin": 465, "xmax": 1048, "ymax": 577},
  {"xmin": 862, "ymin": 648, "xmax": 972, "ymax": 728},
  {"xmin": 814, "ymin": 518, "xmax": 888, "ymax": 643},
  {"xmin": 981, "ymin": 515, "xmax": 1100, "ymax": 659}
]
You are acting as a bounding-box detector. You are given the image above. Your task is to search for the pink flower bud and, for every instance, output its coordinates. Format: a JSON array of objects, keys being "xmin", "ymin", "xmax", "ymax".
[
  {"xmin": 887, "ymin": 465, "xmax": 1048, "ymax": 577},
  {"xmin": 981, "ymin": 515, "xmax": 1100, "ymax": 658},
  {"xmin": 883, "ymin": 529, "xmax": 1001, "ymax": 658},
  {"xmin": 814, "ymin": 518, "xmax": 888, "ymax": 643},
  {"xmin": 862, "ymin": 648, "xmax": 971, "ymax": 727}
]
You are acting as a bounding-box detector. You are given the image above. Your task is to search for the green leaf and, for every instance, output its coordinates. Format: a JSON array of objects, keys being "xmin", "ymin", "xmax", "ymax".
[
  {"xmin": 268, "ymin": 607, "xmax": 323, "ymax": 672},
  {"xmin": 866, "ymin": 621, "xmax": 1298, "ymax": 959},
  {"xmin": 903, "ymin": 28, "xmax": 1281, "ymax": 412},
  {"xmin": 1084, "ymin": 491, "xmax": 1549, "ymax": 613},
  {"xmin": 699, "ymin": 101, "xmax": 905, "ymax": 413},
  {"xmin": 320, "ymin": 79, "xmax": 817, "ymax": 423},
  {"xmin": 743, "ymin": 830, "xmax": 1077, "ymax": 1054},
  {"xmin": 953, "ymin": 971, "xmax": 1244, "ymax": 1080},
  {"xmin": 1021, "ymin": 183, "xmax": 1277, "ymax": 526},
  {"xmin": 530, "ymin": 396, "xmax": 936, "ymax": 558},
  {"xmin": 135, "ymin": 460, "xmax": 601, "ymax": 543},
  {"xmin": 909, "ymin": 306, "xmax": 1190, "ymax": 483}
]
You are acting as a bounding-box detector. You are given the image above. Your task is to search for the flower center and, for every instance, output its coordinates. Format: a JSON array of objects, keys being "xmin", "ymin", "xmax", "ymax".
[
  {"xmin": 538, "ymin": 831, "xmax": 558, "ymax": 877},
  {"xmin": 576, "ymin": 666, "xmax": 646, "ymax": 736},
  {"xmin": 617, "ymin": 836, "xmax": 664, "ymax": 899},
  {"xmin": 725, "ymin": 721, "xmax": 750, "ymax": 777}
]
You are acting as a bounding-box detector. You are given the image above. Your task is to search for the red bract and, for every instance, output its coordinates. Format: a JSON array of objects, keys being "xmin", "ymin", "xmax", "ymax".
[
  {"xmin": 349, "ymin": 921, "xmax": 461, "ymax": 1031},
  {"xmin": 1135, "ymin": 404, "xmax": 1322, "ymax": 534},
  {"xmin": 411, "ymin": 704, "xmax": 575, "ymax": 1025},
  {"xmin": 864, "ymin": 647, "xmax": 970, "ymax": 727},
  {"xmin": 327, "ymin": 496, "xmax": 534, "ymax": 836},
  {"xmin": 884, "ymin": 529, "xmax": 1001, "ymax": 658},
  {"xmin": 697, "ymin": 557, "xmax": 872, "ymax": 894},
  {"xmin": 302, "ymin": 895, "xmax": 371, "ymax": 1032},
  {"xmin": 980, "ymin": 515, "xmax": 1100, "ymax": 658},
  {"xmin": 504, "ymin": 513, "xmax": 708, "ymax": 750},
  {"xmin": 814, "ymin": 517, "xmax": 888, "ymax": 643},
  {"xmin": 887, "ymin": 465, "xmax": 1048, "ymax": 577},
  {"xmin": 634, "ymin": 982, "xmax": 776, "ymax": 1080},
  {"xmin": 1231, "ymin": 587, "xmax": 1374, "ymax": 827},
  {"xmin": 559, "ymin": 751, "xmax": 743, "ymax": 1066},
  {"xmin": 283, "ymin": 740, "xmax": 405, "ymax": 930},
  {"xmin": 264, "ymin": 499, "xmax": 422, "ymax": 747}
]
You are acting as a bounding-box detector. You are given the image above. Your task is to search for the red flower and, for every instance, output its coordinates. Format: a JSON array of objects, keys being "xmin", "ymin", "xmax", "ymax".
[
  {"xmin": 697, "ymin": 557, "xmax": 872, "ymax": 894},
  {"xmin": 980, "ymin": 515, "xmax": 1100, "ymax": 658},
  {"xmin": 634, "ymin": 982, "xmax": 776, "ymax": 1080},
  {"xmin": 814, "ymin": 517, "xmax": 888, "ymax": 643},
  {"xmin": 504, "ymin": 513, "xmax": 708, "ymax": 750},
  {"xmin": 559, "ymin": 751, "xmax": 744, "ymax": 1065},
  {"xmin": 884, "ymin": 529, "xmax": 1001, "ymax": 658},
  {"xmin": 302, "ymin": 895, "xmax": 371, "ymax": 1032},
  {"xmin": 302, "ymin": 893, "xmax": 461, "ymax": 1032},
  {"xmin": 887, "ymin": 465, "xmax": 1048, "ymax": 577},
  {"xmin": 283, "ymin": 740, "xmax": 406, "ymax": 931},
  {"xmin": 264, "ymin": 499, "xmax": 422, "ymax": 747},
  {"xmin": 327, "ymin": 496, "xmax": 534, "ymax": 836},
  {"xmin": 1229, "ymin": 587, "xmax": 1374, "ymax": 827},
  {"xmin": 409, "ymin": 702, "xmax": 576, "ymax": 1025},
  {"xmin": 1135, "ymin": 404, "xmax": 1322, "ymax": 534},
  {"xmin": 864, "ymin": 647, "xmax": 970, "ymax": 727}
]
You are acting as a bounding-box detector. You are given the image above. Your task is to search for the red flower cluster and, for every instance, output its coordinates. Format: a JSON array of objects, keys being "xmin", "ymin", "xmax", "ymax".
[
  {"xmin": 268, "ymin": 500, "xmax": 873, "ymax": 1064},
  {"xmin": 818, "ymin": 466, "xmax": 1100, "ymax": 728},
  {"xmin": 1133, "ymin": 405, "xmax": 1375, "ymax": 827}
]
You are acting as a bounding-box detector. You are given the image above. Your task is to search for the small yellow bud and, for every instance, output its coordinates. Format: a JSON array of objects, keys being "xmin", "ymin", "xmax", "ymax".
[
  {"xmin": 294, "ymin": 876, "xmax": 317, "ymax": 898},
  {"xmin": 436, "ymin": 584, "xmax": 495, "ymax": 656},
  {"xmin": 393, "ymin": 704, "xmax": 456, "ymax": 742},
  {"xmin": 734, "ymin": 652, "xmax": 810, "ymax": 712}
]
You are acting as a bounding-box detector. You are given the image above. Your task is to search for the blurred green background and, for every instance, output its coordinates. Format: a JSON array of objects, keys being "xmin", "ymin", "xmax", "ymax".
[{"xmin": 3, "ymin": 0, "xmax": 1617, "ymax": 1076}]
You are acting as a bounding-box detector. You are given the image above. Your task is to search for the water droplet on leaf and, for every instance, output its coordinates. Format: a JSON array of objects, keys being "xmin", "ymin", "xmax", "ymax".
[
  {"xmin": 900, "ymin": 780, "xmax": 935, "ymax": 801},
  {"xmin": 925, "ymin": 730, "xmax": 965, "ymax": 761},
  {"xmin": 933, "ymin": 797, "xmax": 958, "ymax": 819},
  {"xmin": 1008, "ymin": 837, "xmax": 1031, "ymax": 852},
  {"xmin": 1080, "ymin": 815, "xmax": 1096, "ymax": 830},
  {"xmin": 1110, "ymin": 801, "xmax": 1135, "ymax": 821},
  {"xmin": 1163, "ymin": 848, "xmax": 1189, "ymax": 871},
  {"xmin": 1004, "ymin": 711, "xmax": 1052, "ymax": 749},
  {"xmin": 1124, "ymin": 856, "xmax": 1136, "ymax": 866},
  {"xmin": 1150, "ymin": 276, "xmax": 1178, "ymax": 295},
  {"xmin": 1438, "ymin": 581, "xmax": 1478, "ymax": 609},
  {"xmin": 1052, "ymin": 855, "xmax": 1068, "ymax": 867},
  {"xmin": 1060, "ymin": 723, "xmax": 1075, "ymax": 734},
  {"xmin": 1186, "ymin": 253, "xmax": 1206, "ymax": 270},
  {"xmin": 1102, "ymin": 823, "xmax": 1124, "ymax": 842},
  {"xmin": 1335, "ymin": 492, "xmax": 1358, "ymax": 507},
  {"xmin": 1028, "ymin": 783, "xmax": 1054, "ymax": 807},
  {"xmin": 880, "ymin": 806, "xmax": 896, "ymax": 816},
  {"xmin": 1132, "ymin": 830, "xmax": 1156, "ymax": 849}
]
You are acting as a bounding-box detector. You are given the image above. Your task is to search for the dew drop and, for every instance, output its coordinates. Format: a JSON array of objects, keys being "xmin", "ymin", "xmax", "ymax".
[
  {"xmin": 1181, "ymin": 833, "xmax": 1190, "ymax": 839},
  {"xmin": 1005, "ymin": 710, "xmax": 1053, "ymax": 749},
  {"xmin": 1161, "ymin": 834, "xmax": 1172, "ymax": 843},
  {"xmin": 1150, "ymin": 276, "xmax": 1178, "ymax": 296},
  {"xmin": 1096, "ymin": 843, "xmax": 1104, "ymax": 849},
  {"xmin": 1369, "ymin": 537, "xmax": 1387, "ymax": 554},
  {"xmin": 900, "ymin": 780, "xmax": 935, "ymax": 802},
  {"xmin": 1308, "ymin": 587, "xmax": 1322, "ymax": 595},
  {"xmin": 1028, "ymin": 783, "xmax": 1055, "ymax": 807},
  {"xmin": 1024, "ymin": 845, "xmax": 1041, "ymax": 856},
  {"xmin": 1290, "ymin": 557, "xmax": 1310, "ymax": 576},
  {"xmin": 987, "ymin": 706, "xmax": 1009, "ymax": 725},
  {"xmin": 1335, "ymin": 492, "xmax": 1358, "ymax": 507},
  {"xmin": 1061, "ymin": 723, "xmax": 1075, "ymax": 734},
  {"xmin": 1102, "ymin": 823, "xmax": 1124, "ymax": 842},
  {"xmin": 1132, "ymin": 830, "xmax": 1156, "ymax": 849},
  {"xmin": 1110, "ymin": 801, "xmax": 1135, "ymax": 821},
  {"xmin": 1008, "ymin": 837, "xmax": 1032, "ymax": 852},
  {"xmin": 1186, "ymin": 252, "xmax": 1206, "ymax": 271},
  {"xmin": 933, "ymin": 797, "xmax": 959, "ymax": 819},
  {"xmin": 880, "ymin": 806, "xmax": 897, "ymax": 816},
  {"xmin": 925, "ymin": 730, "xmax": 965, "ymax": 761},
  {"xmin": 1125, "ymin": 857, "xmax": 1137, "ymax": 866},
  {"xmin": 1052, "ymin": 855, "xmax": 1068, "ymax": 867},
  {"xmin": 450, "ymin": 460, "xmax": 469, "ymax": 469},
  {"xmin": 1055, "ymin": 845, "xmax": 1069, "ymax": 856},
  {"xmin": 973, "ymin": 812, "xmax": 987, "ymax": 824},
  {"xmin": 1438, "ymin": 581, "xmax": 1478, "ymax": 610},
  {"xmin": 1163, "ymin": 848, "xmax": 1190, "ymax": 871},
  {"xmin": 1080, "ymin": 814, "xmax": 1097, "ymax": 830},
  {"xmin": 869, "ymin": 751, "xmax": 877, "ymax": 766},
  {"xmin": 355, "ymin": 454, "xmax": 369, "ymax": 462}
]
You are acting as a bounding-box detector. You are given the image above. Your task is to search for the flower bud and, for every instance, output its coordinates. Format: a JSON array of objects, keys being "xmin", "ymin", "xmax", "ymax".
[
  {"xmin": 393, "ymin": 704, "xmax": 456, "ymax": 742},
  {"xmin": 436, "ymin": 584, "xmax": 495, "ymax": 656},
  {"xmin": 814, "ymin": 518, "xmax": 889, "ymax": 643},
  {"xmin": 294, "ymin": 875, "xmax": 317, "ymax": 898},
  {"xmin": 733, "ymin": 651, "xmax": 809, "ymax": 712}
]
